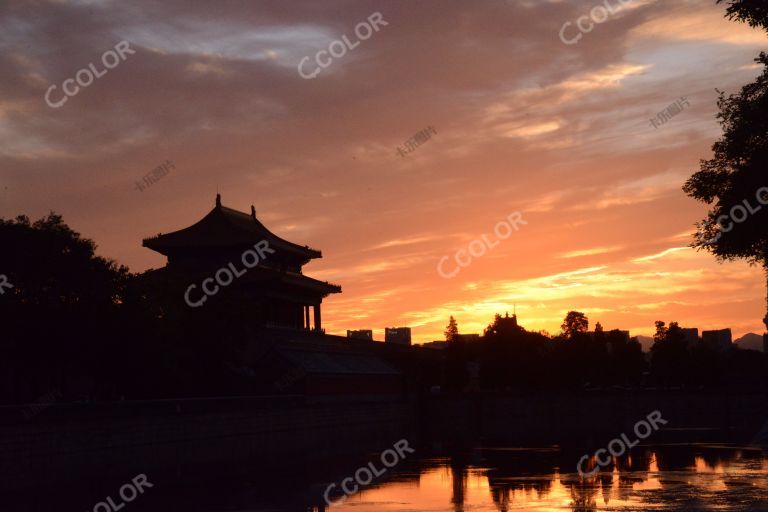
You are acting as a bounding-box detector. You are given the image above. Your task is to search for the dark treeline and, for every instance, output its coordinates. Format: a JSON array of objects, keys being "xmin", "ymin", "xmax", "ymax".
[
  {"xmin": 439, "ymin": 313, "xmax": 766, "ymax": 393},
  {"xmin": 0, "ymin": 213, "xmax": 269, "ymax": 404},
  {"xmin": 0, "ymin": 214, "xmax": 766, "ymax": 405}
]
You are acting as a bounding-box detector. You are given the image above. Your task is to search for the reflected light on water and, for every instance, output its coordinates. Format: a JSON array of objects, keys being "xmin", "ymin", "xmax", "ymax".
[{"xmin": 322, "ymin": 445, "xmax": 768, "ymax": 511}]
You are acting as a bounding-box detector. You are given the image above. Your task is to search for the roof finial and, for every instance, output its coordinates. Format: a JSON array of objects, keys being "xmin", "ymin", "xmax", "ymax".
[
  {"xmin": 251, "ymin": 205, "xmax": 256, "ymax": 219},
  {"xmin": 215, "ymin": 193, "xmax": 221, "ymax": 208}
]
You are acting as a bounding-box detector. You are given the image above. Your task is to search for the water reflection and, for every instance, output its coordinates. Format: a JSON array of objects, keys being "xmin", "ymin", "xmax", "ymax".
[{"xmin": 315, "ymin": 444, "xmax": 768, "ymax": 511}]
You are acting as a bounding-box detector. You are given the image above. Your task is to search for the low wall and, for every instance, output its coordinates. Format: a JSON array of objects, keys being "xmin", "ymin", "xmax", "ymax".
[
  {"xmin": 424, "ymin": 390, "xmax": 768, "ymax": 445},
  {"xmin": 0, "ymin": 396, "xmax": 415, "ymax": 495}
]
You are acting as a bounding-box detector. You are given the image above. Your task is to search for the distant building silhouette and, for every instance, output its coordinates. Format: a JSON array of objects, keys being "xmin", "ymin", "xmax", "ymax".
[
  {"xmin": 142, "ymin": 194, "xmax": 341, "ymax": 330},
  {"xmin": 587, "ymin": 330, "xmax": 630, "ymax": 342},
  {"xmin": 456, "ymin": 334, "xmax": 480, "ymax": 342},
  {"xmin": 499, "ymin": 312, "xmax": 518, "ymax": 330},
  {"xmin": 702, "ymin": 329, "xmax": 732, "ymax": 351},
  {"xmin": 484, "ymin": 312, "xmax": 521, "ymax": 337},
  {"xmin": 680, "ymin": 328, "xmax": 700, "ymax": 349},
  {"xmin": 385, "ymin": 327, "xmax": 412, "ymax": 346},
  {"xmin": 347, "ymin": 330, "xmax": 373, "ymax": 341}
]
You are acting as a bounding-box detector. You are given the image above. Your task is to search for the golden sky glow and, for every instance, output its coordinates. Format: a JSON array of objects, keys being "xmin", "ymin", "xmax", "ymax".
[{"xmin": 1, "ymin": 0, "xmax": 766, "ymax": 342}]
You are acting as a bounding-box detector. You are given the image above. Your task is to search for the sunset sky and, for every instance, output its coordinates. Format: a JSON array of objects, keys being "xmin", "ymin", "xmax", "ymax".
[{"xmin": 1, "ymin": 0, "xmax": 767, "ymax": 342}]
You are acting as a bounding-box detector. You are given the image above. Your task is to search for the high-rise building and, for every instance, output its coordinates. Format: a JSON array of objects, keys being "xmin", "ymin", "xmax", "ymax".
[
  {"xmin": 702, "ymin": 329, "xmax": 732, "ymax": 351},
  {"xmin": 347, "ymin": 330, "xmax": 373, "ymax": 341},
  {"xmin": 587, "ymin": 330, "xmax": 630, "ymax": 342},
  {"xmin": 680, "ymin": 328, "xmax": 700, "ymax": 349},
  {"xmin": 385, "ymin": 327, "xmax": 412, "ymax": 346}
]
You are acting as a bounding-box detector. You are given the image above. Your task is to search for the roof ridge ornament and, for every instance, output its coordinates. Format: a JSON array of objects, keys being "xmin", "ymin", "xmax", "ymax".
[
  {"xmin": 251, "ymin": 205, "xmax": 256, "ymax": 219},
  {"xmin": 215, "ymin": 193, "xmax": 221, "ymax": 208}
]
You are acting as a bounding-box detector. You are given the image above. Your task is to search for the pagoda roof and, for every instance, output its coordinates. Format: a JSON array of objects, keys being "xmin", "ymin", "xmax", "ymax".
[{"xmin": 143, "ymin": 195, "xmax": 322, "ymax": 259}]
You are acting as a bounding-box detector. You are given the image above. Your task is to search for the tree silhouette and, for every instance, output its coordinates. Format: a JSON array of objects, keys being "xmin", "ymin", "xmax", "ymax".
[
  {"xmin": 650, "ymin": 321, "xmax": 690, "ymax": 385},
  {"xmin": 593, "ymin": 322, "xmax": 605, "ymax": 342},
  {"xmin": 717, "ymin": 0, "xmax": 768, "ymax": 30},
  {"xmin": 684, "ymin": 5, "xmax": 768, "ymax": 330},
  {"xmin": 0, "ymin": 213, "xmax": 263, "ymax": 403},
  {"xmin": 483, "ymin": 312, "xmax": 522, "ymax": 338},
  {"xmin": 0, "ymin": 213, "xmax": 129, "ymax": 308},
  {"xmin": 0, "ymin": 213, "xmax": 131, "ymax": 402},
  {"xmin": 561, "ymin": 311, "xmax": 589, "ymax": 339},
  {"xmin": 445, "ymin": 315, "xmax": 459, "ymax": 342}
]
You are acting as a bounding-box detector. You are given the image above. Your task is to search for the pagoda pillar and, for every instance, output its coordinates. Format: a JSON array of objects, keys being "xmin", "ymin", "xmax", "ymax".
[
  {"xmin": 305, "ymin": 305, "xmax": 311, "ymax": 330},
  {"xmin": 314, "ymin": 304, "xmax": 322, "ymax": 331}
]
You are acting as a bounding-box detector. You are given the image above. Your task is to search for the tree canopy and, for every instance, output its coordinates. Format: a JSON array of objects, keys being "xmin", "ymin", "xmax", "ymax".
[
  {"xmin": 717, "ymin": 0, "xmax": 768, "ymax": 31},
  {"xmin": 561, "ymin": 311, "xmax": 589, "ymax": 339},
  {"xmin": 684, "ymin": 1, "xmax": 768, "ymax": 328},
  {"xmin": 445, "ymin": 316, "xmax": 459, "ymax": 342}
]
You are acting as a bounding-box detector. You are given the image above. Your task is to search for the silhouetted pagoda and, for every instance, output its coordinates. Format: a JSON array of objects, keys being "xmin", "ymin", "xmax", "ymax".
[{"xmin": 143, "ymin": 194, "xmax": 341, "ymax": 330}]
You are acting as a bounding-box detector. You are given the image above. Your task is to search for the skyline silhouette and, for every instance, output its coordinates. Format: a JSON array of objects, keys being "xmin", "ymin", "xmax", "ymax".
[{"xmin": 2, "ymin": 1, "xmax": 768, "ymax": 342}]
